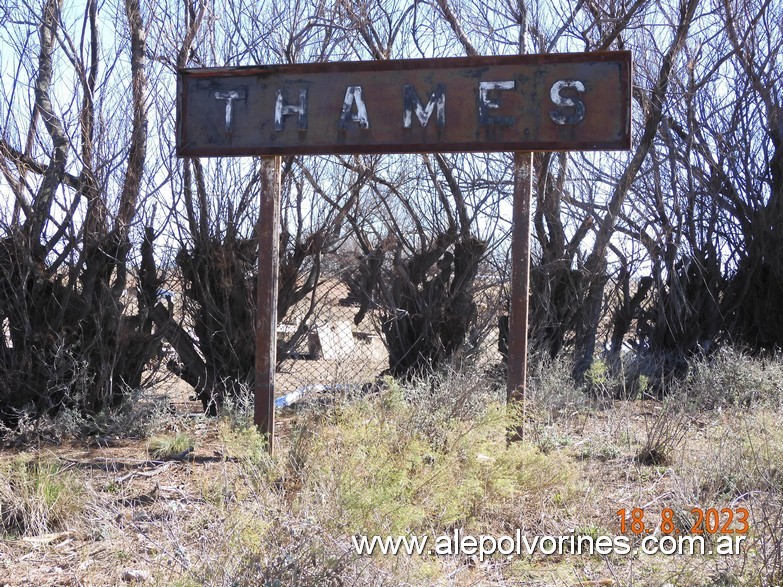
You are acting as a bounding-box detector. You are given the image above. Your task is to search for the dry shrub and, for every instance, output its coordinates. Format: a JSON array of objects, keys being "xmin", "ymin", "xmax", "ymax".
[
  {"xmin": 397, "ymin": 369, "xmax": 503, "ymax": 449},
  {"xmin": 527, "ymin": 354, "xmax": 589, "ymax": 420},
  {"xmin": 683, "ymin": 348, "xmax": 783, "ymax": 408},
  {"xmin": 230, "ymin": 522, "xmax": 349, "ymax": 587},
  {"xmin": 677, "ymin": 410, "xmax": 783, "ymax": 584},
  {"xmin": 750, "ymin": 494, "xmax": 783, "ymax": 586},
  {"xmin": 188, "ymin": 513, "xmax": 350, "ymax": 587},
  {"xmin": 299, "ymin": 383, "xmax": 579, "ymax": 537},
  {"xmin": 690, "ymin": 412, "xmax": 783, "ymax": 499},
  {"xmin": 0, "ymin": 385, "xmax": 171, "ymax": 446},
  {"xmin": 636, "ymin": 398, "xmax": 688, "ymax": 466},
  {"xmin": 167, "ymin": 490, "xmax": 393, "ymax": 587}
]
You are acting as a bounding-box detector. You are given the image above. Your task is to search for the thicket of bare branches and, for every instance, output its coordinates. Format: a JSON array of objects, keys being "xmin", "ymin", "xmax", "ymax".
[
  {"xmin": 2, "ymin": 0, "xmax": 782, "ymax": 423},
  {"xmin": 0, "ymin": 0, "xmax": 167, "ymax": 427}
]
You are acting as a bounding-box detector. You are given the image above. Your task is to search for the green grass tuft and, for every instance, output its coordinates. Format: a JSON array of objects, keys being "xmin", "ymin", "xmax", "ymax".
[{"xmin": 147, "ymin": 432, "xmax": 195, "ymax": 460}]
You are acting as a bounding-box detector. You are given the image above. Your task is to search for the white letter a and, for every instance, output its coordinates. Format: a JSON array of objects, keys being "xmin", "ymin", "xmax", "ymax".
[{"xmin": 338, "ymin": 86, "xmax": 370, "ymax": 129}]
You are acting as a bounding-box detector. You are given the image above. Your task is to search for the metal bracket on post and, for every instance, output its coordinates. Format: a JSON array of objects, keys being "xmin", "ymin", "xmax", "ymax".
[
  {"xmin": 507, "ymin": 151, "xmax": 533, "ymax": 442},
  {"xmin": 254, "ymin": 156, "xmax": 281, "ymax": 453}
]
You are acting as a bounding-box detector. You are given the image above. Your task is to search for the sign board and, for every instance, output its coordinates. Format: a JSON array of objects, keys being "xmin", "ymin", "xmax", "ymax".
[
  {"xmin": 177, "ymin": 52, "xmax": 631, "ymax": 157},
  {"xmin": 175, "ymin": 51, "xmax": 633, "ymax": 451}
]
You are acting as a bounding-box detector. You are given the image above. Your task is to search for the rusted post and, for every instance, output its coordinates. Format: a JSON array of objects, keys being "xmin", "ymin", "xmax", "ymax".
[
  {"xmin": 507, "ymin": 151, "xmax": 533, "ymax": 442},
  {"xmin": 255, "ymin": 156, "xmax": 281, "ymax": 453}
]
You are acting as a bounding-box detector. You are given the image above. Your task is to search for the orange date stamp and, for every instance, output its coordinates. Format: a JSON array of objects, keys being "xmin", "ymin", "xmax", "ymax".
[{"xmin": 617, "ymin": 507, "xmax": 749, "ymax": 535}]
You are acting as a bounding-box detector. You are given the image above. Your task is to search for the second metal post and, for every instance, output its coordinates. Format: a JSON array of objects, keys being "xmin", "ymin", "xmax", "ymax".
[{"xmin": 507, "ymin": 151, "xmax": 533, "ymax": 441}]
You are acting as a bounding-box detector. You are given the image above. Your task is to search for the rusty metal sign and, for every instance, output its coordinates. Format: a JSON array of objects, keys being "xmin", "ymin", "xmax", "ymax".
[
  {"xmin": 176, "ymin": 51, "xmax": 633, "ymax": 451},
  {"xmin": 177, "ymin": 52, "xmax": 631, "ymax": 156}
]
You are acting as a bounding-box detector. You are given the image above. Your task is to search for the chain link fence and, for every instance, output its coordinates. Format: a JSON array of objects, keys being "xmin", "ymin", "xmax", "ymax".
[{"xmin": 276, "ymin": 280, "xmax": 388, "ymax": 396}]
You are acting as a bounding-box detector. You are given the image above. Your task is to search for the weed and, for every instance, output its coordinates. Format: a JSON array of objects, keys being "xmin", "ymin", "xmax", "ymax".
[
  {"xmin": 233, "ymin": 535, "xmax": 348, "ymax": 587},
  {"xmin": 684, "ymin": 348, "xmax": 783, "ymax": 408},
  {"xmin": 0, "ymin": 385, "xmax": 171, "ymax": 445},
  {"xmin": 576, "ymin": 442, "xmax": 622, "ymax": 462},
  {"xmin": 750, "ymin": 494, "xmax": 783, "ymax": 586},
  {"xmin": 398, "ymin": 369, "xmax": 503, "ymax": 449},
  {"xmin": 534, "ymin": 428, "xmax": 574, "ymax": 454},
  {"xmin": 197, "ymin": 475, "xmax": 236, "ymax": 508},
  {"xmin": 7, "ymin": 353, "xmax": 782, "ymax": 585},
  {"xmin": 637, "ymin": 374, "xmax": 651, "ymax": 396},
  {"xmin": 691, "ymin": 412, "xmax": 783, "ymax": 499},
  {"xmin": 585, "ymin": 359, "xmax": 610, "ymax": 395},
  {"xmin": 527, "ymin": 355, "xmax": 588, "ymax": 419},
  {"xmin": 180, "ymin": 508, "xmax": 360, "ymax": 587},
  {"xmin": 217, "ymin": 420, "xmax": 270, "ymax": 466},
  {"xmin": 218, "ymin": 384, "xmax": 255, "ymax": 429}
]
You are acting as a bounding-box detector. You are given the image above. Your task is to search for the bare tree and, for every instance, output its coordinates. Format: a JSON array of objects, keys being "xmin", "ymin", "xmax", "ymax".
[
  {"xmin": 6, "ymin": 0, "xmax": 775, "ymax": 428},
  {"xmin": 604, "ymin": 0, "xmax": 783, "ymax": 389},
  {"xmin": 145, "ymin": 0, "xmax": 369, "ymax": 413},
  {"xmin": 717, "ymin": 0, "xmax": 783, "ymax": 351},
  {"xmin": 572, "ymin": 0, "xmax": 700, "ymax": 380},
  {"xmin": 0, "ymin": 0, "xmax": 160, "ymax": 426}
]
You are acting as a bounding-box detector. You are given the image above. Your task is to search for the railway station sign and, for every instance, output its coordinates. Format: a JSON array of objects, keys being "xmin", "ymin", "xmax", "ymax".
[
  {"xmin": 176, "ymin": 50, "xmax": 632, "ymax": 450},
  {"xmin": 177, "ymin": 51, "xmax": 631, "ymax": 157}
]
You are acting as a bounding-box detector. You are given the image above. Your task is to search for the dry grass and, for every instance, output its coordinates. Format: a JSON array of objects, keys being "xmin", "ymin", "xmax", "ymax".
[
  {"xmin": 0, "ymin": 456, "xmax": 85, "ymax": 538},
  {"xmin": 0, "ymin": 352, "xmax": 782, "ymax": 586}
]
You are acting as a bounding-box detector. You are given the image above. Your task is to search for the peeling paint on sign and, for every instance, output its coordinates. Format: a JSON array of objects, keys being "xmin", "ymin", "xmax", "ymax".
[
  {"xmin": 549, "ymin": 80, "xmax": 586, "ymax": 126},
  {"xmin": 338, "ymin": 86, "xmax": 370, "ymax": 129},
  {"xmin": 478, "ymin": 80, "xmax": 516, "ymax": 127},
  {"xmin": 214, "ymin": 90, "xmax": 244, "ymax": 132},
  {"xmin": 275, "ymin": 88, "xmax": 308, "ymax": 131},
  {"xmin": 403, "ymin": 84, "xmax": 446, "ymax": 128}
]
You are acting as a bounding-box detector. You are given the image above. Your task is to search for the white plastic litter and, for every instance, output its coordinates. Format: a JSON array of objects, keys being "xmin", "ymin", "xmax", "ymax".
[{"xmin": 274, "ymin": 383, "xmax": 357, "ymax": 409}]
